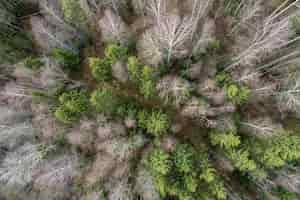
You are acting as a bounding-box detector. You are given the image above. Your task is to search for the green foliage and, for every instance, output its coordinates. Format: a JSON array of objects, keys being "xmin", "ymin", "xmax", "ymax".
[
  {"xmin": 216, "ymin": 73, "xmax": 251, "ymax": 105},
  {"xmin": 209, "ymin": 182, "xmax": 227, "ymax": 200},
  {"xmin": 0, "ymin": 1, "xmax": 33, "ymax": 64},
  {"xmin": 208, "ymin": 39, "xmax": 222, "ymax": 53},
  {"xmin": 137, "ymin": 110, "xmax": 169, "ymax": 137},
  {"xmin": 61, "ymin": 0, "xmax": 87, "ymax": 29},
  {"xmin": 37, "ymin": 144, "xmax": 56, "ymax": 160},
  {"xmin": 199, "ymin": 158, "xmax": 217, "ymax": 183},
  {"xmin": 127, "ymin": 56, "xmax": 141, "ymax": 83},
  {"xmin": 104, "ymin": 44, "xmax": 128, "ymax": 63},
  {"xmin": 210, "ymin": 130, "xmax": 257, "ymax": 172},
  {"xmin": 216, "ymin": 72, "xmax": 232, "ymax": 87},
  {"xmin": 227, "ymin": 149, "xmax": 257, "ymax": 172},
  {"xmin": 115, "ymin": 100, "xmax": 139, "ymax": 119},
  {"xmin": 53, "ymin": 133, "xmax": 68, "ymax": 148},
  {"xmin": 31, "ymin": 90, "xmax": 54, "ymax": 104},
  {"xmin": 224, "ymin": 0, "xmax": 243, "ymax": 17},
  {"xmin": 24, "ymin": 57, "xmax": 44, "ymax": 70},
  {"xmin": 54, "ymin": 90, "xmax": 89, "ymax": 123},
  {"xmin": 52, "ymin": 48, "xmax": 81, "ymax": 71},
  {"xmin": 291, "ymin": 16, "xmax": 300, "ymax": 35},
  {"xmin": 147, "ymin": 149, "xmax": 171, "ymax": 175},
  {"xmin": 127, "ymin": 56, "xmax": 157, "ymax": 99},
  {"xmin": 154, "ymin": 175, "xmax": 168, "ymax": 198},
  {"xmin": 210, "ymin": 131, "xmax": 241, "ymax": 150},
  {"xmin": 273, "ymin": 186, "xmax": 297, "ymax": 200},
  {"xmin": 173, "ymin": 144, "xmax": 195, "ymax": 173},
  {"xmin": 254, "ymin": 135, "xmax": 300, "ymax": 169},
  {"xmin": 226, "ymin": 84, "xmax": 251, "ymax": 105},
  {"xmin": 90, "ymin": 86, "xmax": 120, "ymax": 115},
  {"xmin": 147, "ymin": 144, "xmax": 227, "ymax": 200},
  {"xmin": 89, "ymin": 57, "xmax": 112, "ymax": 82},
  {"xmin": 140, "ymin": 65, "xmax": 156, "ymax": 99}
]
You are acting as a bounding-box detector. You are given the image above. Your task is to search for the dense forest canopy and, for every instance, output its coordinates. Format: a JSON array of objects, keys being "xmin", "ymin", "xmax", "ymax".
[{"xmin": 0, "ymin": 0, "xmax": 300, "ymax": 200}]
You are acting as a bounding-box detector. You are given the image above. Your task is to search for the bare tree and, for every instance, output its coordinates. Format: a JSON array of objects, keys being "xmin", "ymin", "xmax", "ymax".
[
  {"xmin": 225, "ymin": 0, "xmax": 300, "ymax": 71},
  {"xmin": 156, "ymin": 75, "xmax": 191, "ymax": 106},
  {"xmin": 0, "ymin": 122, "xmax": 35, "ymax": 150},
  {"xmin": 33, "ymin": 155, "xmax": 79, "ymax": 200},
  {"xmin": 139, "ymin": 0, "xmax": 213, "ymax": 65},
  {"xmin": 39, "ymin": 0, "xmax": 78, "ymax": 34},
  {"xmin": 98, "ymin": 9, "xmax": 131, "ymax": 44},
  {"xmin": 107, "ymin": 178, "xmax": 134, "ymax": 200},
  {"xmin": 229, "ymin": 0, "xmax": 263, "ymax": 34},
  {"xmin": 0, "ymin": 106, "xmax": 32, "ymax": 126},
  {"xmin": 0, "ymin": 143, "xmax": 43, "ymax": 195},
  {"xmin": 39, "ymin": 57, "xmax": 84, "ymax": 90},
  {"xmin": 277, "ymin": 73, "xmax": 300, "ymax": 114},
  {"xmin": 236, "ymin": 48, "xmax": 300, "ymax": 83},
  {"xmin": 29, "ymin": 16, "xmax": 77, "ymax": 52}
]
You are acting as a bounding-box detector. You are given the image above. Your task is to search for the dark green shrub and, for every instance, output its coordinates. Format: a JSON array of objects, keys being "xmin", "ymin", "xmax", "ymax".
[
  {"xmin": 0, "ymin": 1, "xmax": 34, "ymax": 64},
  {"xmin": 199, "ymin": 158, "xmax": 217, "ymax": 183},
  {"xmin": 37, "ymin": 144, "xmax": 56, "ymax": 160},
  {"xmin": 24, "ymin": 57, "xmax": 44, "ymax": 70},
  {"xmin": 208, "ymin": 39, "xmax": 222, "ymax": 53},
  {"xmin": 209, "ymin": 182, "xmax": 227, "ymax": 200},
  {"xmin": 146, "ymin": 144, "xmax": 227, "ymax": 200},
  {"xmin": 127, "ymin": 56, "xmax": 142, "ymax": 83},
  {"xmin": 52, "ymin": 48, "xmax": 81, "ymax": 71},
  {"xmin": 53, "ymin": 133, "xmax": 68, "ymax": 148},
  {"xmin": 252, "ymin": 135, "xmax": 300, "ymax": 169},
  {"xmin": 216, "ymin": 72, "xmax": 231, "ymax": 87},
  {"xmin": 54, "ymin": 90, "xmax": 89, "ymax": 123},
  {"xmin": 115, "ymin": 101, "xmax": 139, "ymax": 118},
  {"xmin": 227, "ymin": 149, "xmax": 257, "ymax": 172},
  {"xmin": 90, "ymin": 86, "xmax": 120, "ymax": 114},
  {"xmin": 61, "ymin": 0, "xmax": 87, "ymax": 30},
  {"xmin": 89, "ymin": 57, "xmax": 112, "ymax": 82},
  {"xmin": 225, "ymin": 84, "xmax": 250, "ymax": 105},
  {"xmin": 210, "ymin": 131, "xmax": 241, "ymax": 150},
  {"xmin": 147, "ymin": 149, "xmax": 171, "ymax": 175},
  {"xmin": 173, "ymin": 144, "xmax": 195, "ymax": 173},
  {"xmin": 210, "ymin": 130, "xmax": 257, "ymax": 172},
  {"xmin": 127, "ymin": 56, "xmax": 157, "ymax": 99},
  {"xmin": 140, "ymin": 65, "xmax": 156, "ymax": 99},
  {"xmin": 138, "ymin": 110, "xmax": 169, "ymax": 137},
  {"xmin": 273, "ymin": 186, "xmax": 297, "ymax": 200},
  {"xmin": 104, "ymin": 44, "xmax": 128, "ymax": 63}
]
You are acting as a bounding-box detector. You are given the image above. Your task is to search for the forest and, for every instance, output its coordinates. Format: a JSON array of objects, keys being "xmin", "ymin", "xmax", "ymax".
[{"xmin": 0, "ymin": 0, "xmax": 300, "ymax": 199}]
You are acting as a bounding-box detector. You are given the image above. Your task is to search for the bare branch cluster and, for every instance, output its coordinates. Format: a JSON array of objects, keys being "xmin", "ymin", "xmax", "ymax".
[
  {"xmin": 139, "ymin": 0, "xmax": 213, "ymax": 65},
  {"xmin": 225, "ymin": 0, "xmax": 300, "ymax": 71},
  {"xmin": 98, "ymin": 9, "xmax": 131, "ymax": 45}
]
